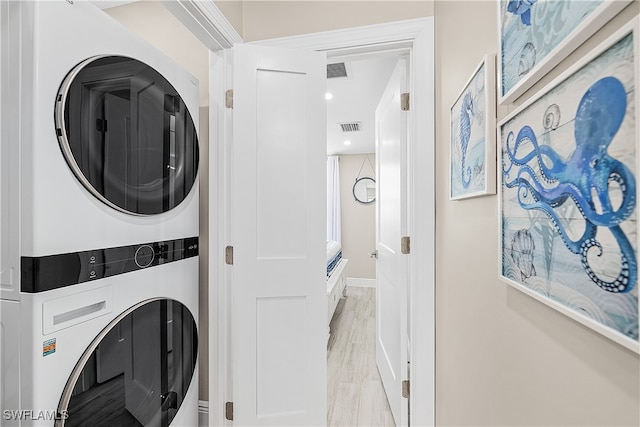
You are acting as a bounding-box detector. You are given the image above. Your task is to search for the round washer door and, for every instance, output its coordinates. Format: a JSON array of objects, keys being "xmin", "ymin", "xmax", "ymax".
[
  {"xmin": 55, "ymin": 56, "xmax": 199, "ymax": 216},
  {"xmin": 57, "ymin": 299, "xmax": 198, "ymax": 427}
]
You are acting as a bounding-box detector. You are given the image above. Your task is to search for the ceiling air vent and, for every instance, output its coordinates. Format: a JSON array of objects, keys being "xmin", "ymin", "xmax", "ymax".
[
  {"xmin": 327, "ymin": 62, "xmax": 348, "ymax": 79},
  {"xmin": 339, "ymin": 122, "xmax": 362, "ymax": 132}
]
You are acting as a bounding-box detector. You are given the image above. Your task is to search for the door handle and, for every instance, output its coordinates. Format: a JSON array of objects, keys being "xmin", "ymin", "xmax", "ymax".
[
  {"xmin": 161, "ymin": 391, "xmax": 178, "ymax": 411},
  {"xmin": 369, "ymin": 250, "xmax": 378, "ymax": 259}
]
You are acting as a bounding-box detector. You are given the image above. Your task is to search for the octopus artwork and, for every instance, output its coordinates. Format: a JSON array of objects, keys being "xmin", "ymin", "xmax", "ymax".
[{"xmin": 503, "ymin": 76, "xmax": 637, "ymax": 294}]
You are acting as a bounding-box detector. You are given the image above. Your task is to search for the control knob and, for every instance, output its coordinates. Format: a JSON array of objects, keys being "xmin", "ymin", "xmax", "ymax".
[{"xmin": 134, "ymin": 245, "xmax": 155, "ymax": 268}]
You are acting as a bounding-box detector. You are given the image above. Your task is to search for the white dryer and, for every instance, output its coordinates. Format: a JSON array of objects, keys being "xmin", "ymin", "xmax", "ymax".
[{"xmin": 0, "ymin": 1, "xmax": 200, "ymax": 425}]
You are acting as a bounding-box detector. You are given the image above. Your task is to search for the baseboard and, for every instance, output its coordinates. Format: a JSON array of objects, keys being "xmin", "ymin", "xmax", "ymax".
[
  {"xmin": 347, "ymin": 277, "xmax": 376, "ymax": 288},
  {"xmin": 199, "ymin": 400, "xmax": 209, "ymax": 426}
]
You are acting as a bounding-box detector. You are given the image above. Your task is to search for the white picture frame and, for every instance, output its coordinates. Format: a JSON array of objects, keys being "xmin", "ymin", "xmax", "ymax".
[
  {"xmin": 498, "ymin": 19, "xmax": 639, "ymax": 353},
  {"xmin": 498, "ymin": 0, "xmax": 632, "ymax": 105},
  {"xmin": 449, "ymin": 54, "xmax": 497, "ymax": 201}
]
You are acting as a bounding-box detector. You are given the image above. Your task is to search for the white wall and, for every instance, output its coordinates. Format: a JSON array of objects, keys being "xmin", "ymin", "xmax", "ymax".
[
  {"xmin": 214, "ymin": 0, "xmax": 243, "ymax": 37},
  {"xmin": 339, "ymin": 154, "xmax": 376, "ymax": 280},
  {"xmin": 242, "ymin": 0, "xmax": 434, "ymax": 42},
  {"xmin": 105, "ymin": 1, "xmax": 209, "ymax": 106}
]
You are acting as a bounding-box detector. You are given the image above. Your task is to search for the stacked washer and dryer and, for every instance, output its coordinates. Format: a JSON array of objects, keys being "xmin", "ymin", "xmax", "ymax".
[{"xmin": 1, "ymin": 1, "xmax": 200, "ymax": 426}]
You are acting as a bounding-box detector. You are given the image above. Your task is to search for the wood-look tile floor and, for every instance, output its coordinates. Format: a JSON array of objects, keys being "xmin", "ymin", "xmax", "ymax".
[
  {"xmin": 67, "ymin": 374, "xmax": 141, "ymax": 427},
  {"xmin": 327, "ymin": 286, "xmax": 395, "ymax": 427}
]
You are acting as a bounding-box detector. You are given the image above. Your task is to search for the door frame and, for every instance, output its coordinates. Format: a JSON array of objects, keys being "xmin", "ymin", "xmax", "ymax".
[
  {"xmin": 169, "ymin": 3, "xmax": 435, "ymax": 423},
  {"xmin": 251, "ymin": 19, "xmax": 435, "ymax": 427}
]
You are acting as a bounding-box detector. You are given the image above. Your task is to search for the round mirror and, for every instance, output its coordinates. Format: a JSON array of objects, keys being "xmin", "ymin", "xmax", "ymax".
[{"xmin": 353, "ymin": 177, "xmax": 376, "ymax": 204}]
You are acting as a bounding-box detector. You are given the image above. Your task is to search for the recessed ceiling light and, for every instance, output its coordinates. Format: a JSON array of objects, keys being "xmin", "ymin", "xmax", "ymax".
[
  {"xmin": 344, "ymin": 140, "xmax": 352, "ymax": 145},
  {"xmin": 325, "ymin": 92, "xmax": 333, "ymax": 100}
]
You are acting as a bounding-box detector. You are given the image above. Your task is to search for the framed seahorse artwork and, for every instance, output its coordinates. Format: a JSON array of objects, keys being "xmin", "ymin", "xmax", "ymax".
[
  {"xmin": 498, "ymin": 0, "xmax": 631, "ymax": 105},
  {"xmin": 499, "ymin": 19, "xmax": 639, "ymax": 353},
  {"xmin": 449, "ymin": 54, "xmax": 497, "ymax": 200}
]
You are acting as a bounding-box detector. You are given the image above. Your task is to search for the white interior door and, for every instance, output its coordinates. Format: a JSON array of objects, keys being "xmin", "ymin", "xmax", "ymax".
[
  {"xmin": 231, "ymin": 44, "xmax": 327, "ymax": 426},
  {"xmin": 375, "ymin": 58, "xmax": 409, "ymax": 426},
  {"xmin": 124, "ymin": 302, "xmax": 164, "ymax": 426}
]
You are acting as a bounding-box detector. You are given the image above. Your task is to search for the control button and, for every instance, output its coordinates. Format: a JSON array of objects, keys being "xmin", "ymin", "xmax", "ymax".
[
  {"xmin": 157, "ymin": 244, "xmax": 169, "ymax": 260},
  {"xmin": 135, "ymin": 245, "xmax": 155, "ymax": 268}
]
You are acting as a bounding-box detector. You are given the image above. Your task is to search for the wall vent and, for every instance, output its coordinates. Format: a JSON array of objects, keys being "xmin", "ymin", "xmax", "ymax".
[
  {"xmin": 339, "ymin": 122, "xmax": 362, "ymax": 132},
  {"xmin": 327, "ymin": 63, "xmax": 348, "ymax": 79}
]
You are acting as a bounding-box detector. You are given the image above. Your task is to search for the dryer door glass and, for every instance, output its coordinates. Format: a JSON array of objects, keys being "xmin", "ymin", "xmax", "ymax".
[
  {"xmin": 58, "ymin": 299, "xmax": 198, "ymax": 427},
  {"xmin": 56, "ymin": 56, "xmax": 199, "ymax": 215}
]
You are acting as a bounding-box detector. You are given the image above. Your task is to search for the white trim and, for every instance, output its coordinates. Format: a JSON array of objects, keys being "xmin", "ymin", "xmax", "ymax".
[
  {"xmin": 209, "ymin": 48, "xmax": 234, "ymax": 427},
  {"xmin": 164, "ymin": 0, "xmax": 242, "ymax": 51},
  {"xmin": 249, "ymin": 17, "xmax": 436, "ymax": 427},
  {"xmin": 347, "ymin": 278, "xmax": 376, "ymax": 288},
  {"xmin": 198, "ymin": 399, "xmax": 209, "ymax": 427},
  {"xmin": 407, "ymin": 19, "xmax": 436, "ymax": 427},
  {"xmin": 249, "ymin": 17, "xmax": 431, "ymax": 54}
]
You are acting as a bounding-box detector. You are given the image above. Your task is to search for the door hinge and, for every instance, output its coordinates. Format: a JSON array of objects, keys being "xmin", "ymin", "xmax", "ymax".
[
  {"xmin": 225, "ymin": 246, "xmax": 234, "ymax": 265},
  {"xmin": 225, "ymin": 89, "xmax": 234, "ymax": 109},
  {"xmin": 225, "ymin": 401, "xmax": 234, "ymax": 421},
  {"xmin": 400, "ymin": 92, "xmax": 410, "ymax": 111},
  {"xmin": 401, "ymin": 236, "xmax": 410, "ymax": 255},
  {"xmin": 402, "ymin": 380, "xmax": 410, "ymax": 398}
]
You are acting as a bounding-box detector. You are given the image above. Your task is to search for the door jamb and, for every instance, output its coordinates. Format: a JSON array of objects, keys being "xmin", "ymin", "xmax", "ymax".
[
  {"xmin": 209, "ymin": 48, "xmax": 234, "ymax": 427},
  {"xmin": 204, "ymin": 15, "xmax": 435, "ymax": 427}
]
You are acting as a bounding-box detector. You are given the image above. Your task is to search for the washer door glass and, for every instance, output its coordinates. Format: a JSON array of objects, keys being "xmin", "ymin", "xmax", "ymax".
[
  {"xmin": 58, "ymin": 299, "xmax": 198, "ymax": 427},
  {"xmin": 56, "ymin": 56, "xmax": 199, "ymax": 215}
]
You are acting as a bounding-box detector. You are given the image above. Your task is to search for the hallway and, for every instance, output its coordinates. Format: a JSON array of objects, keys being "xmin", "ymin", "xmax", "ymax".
[{"xmin": 327, "ymin": 286, "xmax": 395, "ymax": 426}]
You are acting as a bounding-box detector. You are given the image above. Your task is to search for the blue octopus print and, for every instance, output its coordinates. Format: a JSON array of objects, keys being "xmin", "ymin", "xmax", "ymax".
[
  {"xmin": 507, "ymin": 0, "xmax": 537, "ymax": 26},
  {"xmin": 458, "ymin": 92, "xmax": 474, "ymax": 189},
  {"xmin": 503, "ymin": 76, "xmax": 637, "ymax": 294}
]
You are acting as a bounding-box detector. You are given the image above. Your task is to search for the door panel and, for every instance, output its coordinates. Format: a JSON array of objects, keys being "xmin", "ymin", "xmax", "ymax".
[
  {"xmin": 376, "ymin": 58, "xmax": 409, "ymax": 427},
  {"xmin": 256, "ymin": 296, "xmax": 306, "ymax": 417},
  {"xmin": 255, "ymin": 69, "xmax": 307, "ymax": 259},
  {"xmin": 231, "ymin": 44, "xmax": 327, "ymax": 426},
  {"xmin": 124, "ymin": 301, "xmax": 164, "ymax": 427}
]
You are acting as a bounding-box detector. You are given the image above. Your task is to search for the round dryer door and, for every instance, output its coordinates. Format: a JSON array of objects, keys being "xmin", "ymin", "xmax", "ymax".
[
  {"xmin": 55, "ymin": 56, "xmax": 199, "ymax": 215},
  {"xmin": 57, "ymin": 299, "xmax": 198, "ymax": 427}
]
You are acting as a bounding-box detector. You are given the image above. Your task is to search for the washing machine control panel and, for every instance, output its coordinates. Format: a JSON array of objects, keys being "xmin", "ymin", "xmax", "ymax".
[{"xmin": 21, "ymin": 237, "xmax": 198, "ymax": 293}]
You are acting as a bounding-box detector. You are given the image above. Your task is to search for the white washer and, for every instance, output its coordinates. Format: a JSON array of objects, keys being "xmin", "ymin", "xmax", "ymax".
[
  {"xmin": 1, "ymin": 1, "xmax": 200, "ymax": 425},
  {"xmin": 1, "ymin": 261, "xmax": 199, "ymax": 427}
]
